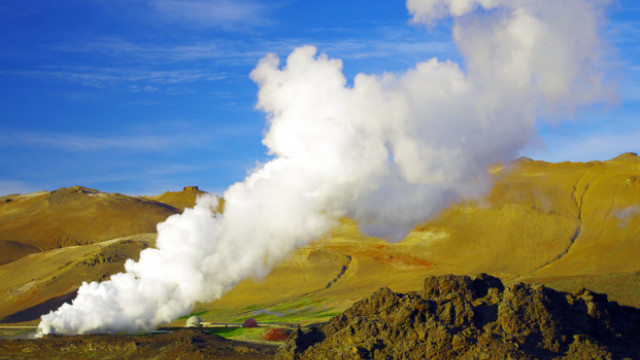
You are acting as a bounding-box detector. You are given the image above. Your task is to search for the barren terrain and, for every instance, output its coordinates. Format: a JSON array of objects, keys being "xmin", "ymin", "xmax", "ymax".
[
  {"xmin": 0, "ymin": 329, "xmax": 277, "ymax": 359},
  {"xmin": 0, "ymin": 155, "xmax": 639, "ymax": 357}
]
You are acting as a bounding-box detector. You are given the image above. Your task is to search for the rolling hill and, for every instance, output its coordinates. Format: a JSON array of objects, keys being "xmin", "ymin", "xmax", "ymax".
[
  {"xmin": 0, "ymin": 186, "xmax": 179, "ymax": 265},
  {"xmin": 0, "ymin": 154, "xmax": 639, "ymax": 327},
  {"xmin": 142, "ymin": 186, "xmax": 206, "ymax": 211},
  {"xmin": 196, "ymin": 153, "xmax": 640, "ymax": 325}
]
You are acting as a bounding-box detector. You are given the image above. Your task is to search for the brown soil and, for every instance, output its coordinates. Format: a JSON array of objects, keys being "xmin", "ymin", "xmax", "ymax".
[
  {"xmin": 142, "ymin": 186, "xmax": 208, "ymax": 211},
  {"xmin": 0, "ymin": 329, "xmax": 277, "ymax": 360},
  {"xmin": 0, "ymin": 186, "xmax": 180, "ymax": 265},
  {"xmin": 277, "ymin": 274, "xmax": 640, "ymax": 359},
  {"xmin": 207, "ymin": 154, "xmax": 640, "ymax": 325},
  {"xmin": 261, "ymin": 328, "xmax": 291, "ymax": 342},
  {"xmin": 2, "ymin": 154, "xmax": 640, "ymax": 337},
  {"xmin": 0, "ymin": 235, "xmax": 155, "ymax": 324}
]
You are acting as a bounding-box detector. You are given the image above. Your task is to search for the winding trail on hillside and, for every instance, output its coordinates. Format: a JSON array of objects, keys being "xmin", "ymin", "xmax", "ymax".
[
  {"xmin": 519, "ymin": 174, "xmax": 592, "ymax": 278},
  {"xmin": 324, "ymin": 255, "xmax": 352, "ymax": 289}
]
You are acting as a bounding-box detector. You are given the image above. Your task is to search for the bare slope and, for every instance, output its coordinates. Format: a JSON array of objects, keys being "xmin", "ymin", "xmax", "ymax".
[
  {"xmin": 0, "ymin": 234, "xmax": 155, "ymax": 324},
  {"xmin": 1, "ymin": 155, "xmax": 639, "ymax": 328},
  {"xmin": 0, "ymin": 186, "xmax": 180, "ymax": 265},
  {"xmin": 142, "ymin": 186, "xmax": 206, "ymax": 211},
  {"xmin": 201, "ymin": 154, "xmax": 640, "ymax": 324},
  {"xmin": 0, "ymin": 329, "xmax": 277, "ymax": 359}
]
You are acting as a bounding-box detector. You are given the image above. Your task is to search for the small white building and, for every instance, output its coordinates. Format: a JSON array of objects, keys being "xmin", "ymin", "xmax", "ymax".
[{"xmin": 186, "ymin": 316, "xmax": 202, "ymax": 328}]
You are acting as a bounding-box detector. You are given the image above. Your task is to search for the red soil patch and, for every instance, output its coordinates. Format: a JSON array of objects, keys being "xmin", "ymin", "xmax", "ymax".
[{"xmin": 261, "ymin": 328, "xmax": 290, "ymax": 342}]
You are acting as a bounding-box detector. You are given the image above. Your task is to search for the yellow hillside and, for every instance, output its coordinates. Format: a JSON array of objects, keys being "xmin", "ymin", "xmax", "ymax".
[
  {"xmin": 142, "ymin": 186, "xmax": 206, "ymax": 211},
  {"xmin": 196, "ymin": 153, "xmax": 640, "ymax": 324},
  {"xmin": 0, "ymin": 234, "xmax": 155, "ymax": 323},
  {"xmin": 0, "ymin": 186, "xmax": 180, "ymax": 265},
  {"xmin": 1, "ymin": 154, "xmax": 639, "ymax": 326}
]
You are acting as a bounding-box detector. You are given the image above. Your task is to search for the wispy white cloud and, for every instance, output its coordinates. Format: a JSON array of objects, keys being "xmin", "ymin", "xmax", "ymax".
[
  {"xmin": 4, "ymin": 32, "xmax": 455, "ymax": 94},
  {"xmin": 53, "ymin": 38, "xmax": 267, "ymax": 64},
  {"xmin": 147, "ymin": 0, "xmax": 276, "ymax": 29},
  {"xmin": 615, "ymin": 205, "xmax": 640, "ymax": 219},
  {"xmin": 52, "ymin": 34, "xmax": 454, "ymax": 68},
  {"xmin": 614, "ymin": 205, "xmax": 640, "ymax": 227},
  {"xmin": 0, "ymin": 68, "xmax": 227, "ymax": 90},
  {"xmin": 0, "ymin": 131, "xmax": 210, "ymax": 152},
  {"xmin": 0, "ymin": 121, "xmax": 261, "ymax": 153},
  {"xmin": 316, "ymin": 38, "xmax": 454, "ymax": 61}
]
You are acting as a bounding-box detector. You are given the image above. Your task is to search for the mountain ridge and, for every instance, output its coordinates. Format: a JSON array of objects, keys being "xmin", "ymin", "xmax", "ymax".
[
  {"xmin": 0, "ymin": 154, "xmax": 639, "ymax": 327},
  {"xmin": 0, "ymin": 186, "xmax": 200, "ymax": 265}
]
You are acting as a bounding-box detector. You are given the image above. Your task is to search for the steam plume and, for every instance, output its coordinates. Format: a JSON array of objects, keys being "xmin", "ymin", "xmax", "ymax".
[{"xmin": 38, "ymin": 0, "xmax": 612, "ymax": 335}]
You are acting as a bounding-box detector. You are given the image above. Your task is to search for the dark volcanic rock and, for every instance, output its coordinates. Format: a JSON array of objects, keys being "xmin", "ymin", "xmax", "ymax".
[
  {"xmin": 276, "ymin": 274, "xmax": 640, "ymax": 359},
  {"xmin": 0, "ymin": 329, "xmax": 277, "ymax": 359}
]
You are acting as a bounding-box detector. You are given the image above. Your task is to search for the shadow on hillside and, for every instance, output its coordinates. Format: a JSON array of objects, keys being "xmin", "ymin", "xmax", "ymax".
[{"xmin": 0, "ymin": 290, "xmax": 77, "ymax": 323}]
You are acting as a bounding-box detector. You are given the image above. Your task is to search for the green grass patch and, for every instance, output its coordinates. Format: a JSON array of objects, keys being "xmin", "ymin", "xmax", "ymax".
[
  {"xmin": 197, "ymin": 296, "xmax": 344, "ymax": 325},
  {"xmin": 177, "ymin": 310, "xmax": 209, "ymax": 320},
  {"xmin": 315, "ymin": 311, "xmax": 342, "ymax": 319},
  {"xmin": 209, "ymin": 327, "xmax": 265, "ymax": 342},
  {"xmin": 242, "ymin": 303, "xmax": 264, "ymax": 312},
  {"xmin": 197, "ymin": 308, "xmax": 237, "ymax": 323},
  {"xmin": 230, "ymin": 303, "xmax": 341, "ymax": 324}
]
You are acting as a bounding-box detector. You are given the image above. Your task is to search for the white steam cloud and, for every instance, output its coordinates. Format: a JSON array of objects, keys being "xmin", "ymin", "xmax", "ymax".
[
  {"xmin": 38, "ymin": 0, "xmax": 612, "ymax": 335},
  {"xmin": 615, "ymin": 205, "xmax": 640, "ymax": 227}
]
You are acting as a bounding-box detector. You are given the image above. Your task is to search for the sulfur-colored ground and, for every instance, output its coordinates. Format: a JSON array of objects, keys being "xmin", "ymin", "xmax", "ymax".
[
  {"xmin": 0, "ymin": 186, "xmax": 179, "ymax": 265},
  {"xmin": 194, "ymin": 153, "xmax": 640, "ymax": 325},
  {"xmin": 0, "ymin": 235, "xmax": 155, "ymax": 323},
  {"xmin": 142, "ymin": 186, "xmax": 207, "ymax": 211},
  {"xmin": 1, "ymin": 154, "xmax": 639, "ymax": 330}
]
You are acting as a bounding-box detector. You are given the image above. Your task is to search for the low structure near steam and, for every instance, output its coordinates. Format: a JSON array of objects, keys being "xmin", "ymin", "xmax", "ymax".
[
  {"xmin": 243, "ymin": 318, "xmax": 258, "ymax": 328},
  {"xmin": 185, "ymin": 316, "xmax": 202, "ymax": 328}
]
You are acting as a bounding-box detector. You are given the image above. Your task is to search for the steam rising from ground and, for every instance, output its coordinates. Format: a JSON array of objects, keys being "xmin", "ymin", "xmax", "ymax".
[{"xmin": 39, "ymin": 0, "xmax": 612, "ymax": 335}]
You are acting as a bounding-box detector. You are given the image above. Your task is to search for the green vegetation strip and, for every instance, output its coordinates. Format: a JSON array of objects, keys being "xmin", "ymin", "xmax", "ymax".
[
  {"xmin": 208, "ymin": 327, "xmax": 265, "ymax": 342},
  {"xmin": 177, "ymin": 310, "xmax": 209, "ymax": 320}
]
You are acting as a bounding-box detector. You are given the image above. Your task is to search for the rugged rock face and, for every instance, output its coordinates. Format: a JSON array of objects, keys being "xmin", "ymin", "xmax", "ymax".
[{"xmin": 276, "ymin": 274, "xmax": 640, "ymax": 359}]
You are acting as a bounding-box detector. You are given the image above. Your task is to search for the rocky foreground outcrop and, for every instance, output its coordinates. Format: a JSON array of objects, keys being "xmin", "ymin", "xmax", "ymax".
[
  {"xmin": 0, "ymin": 329, "xmax": 277, "ymax": 360},
  {"xmin": 277, "ymin": 274, "xmax": 640, "ymax": 359}
]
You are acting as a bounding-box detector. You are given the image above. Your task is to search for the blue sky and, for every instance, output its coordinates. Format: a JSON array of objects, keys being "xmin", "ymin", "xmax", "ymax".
[{"xmin": 0, "ymin": 0, "xmax": 638, "ymax": 196}]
